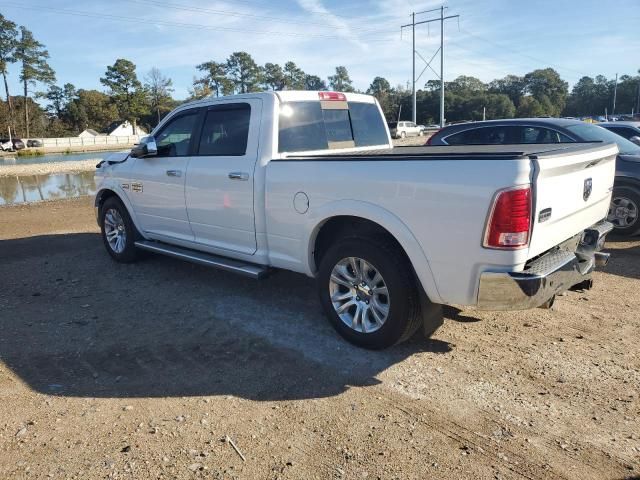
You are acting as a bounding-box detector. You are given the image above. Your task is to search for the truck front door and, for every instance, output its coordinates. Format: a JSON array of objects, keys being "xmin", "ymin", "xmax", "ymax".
[{"xmin": 128, "ymin": 108, "xmax": 200, "ymax": 242}]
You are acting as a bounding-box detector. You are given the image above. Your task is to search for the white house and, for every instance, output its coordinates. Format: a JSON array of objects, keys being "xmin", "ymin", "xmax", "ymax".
[
  {"xmin": 78, "ymin": 129, "xmax": 101, "ymax": 138},
  {"xmin": 107, "ymin": 121, "xmax": 147, "ymax": 137}
]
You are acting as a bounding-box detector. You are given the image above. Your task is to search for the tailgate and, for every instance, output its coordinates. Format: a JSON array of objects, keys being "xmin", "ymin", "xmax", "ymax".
[{"xmin": 528, "ymin": 143, "xmax": 618, "ymax": 257}]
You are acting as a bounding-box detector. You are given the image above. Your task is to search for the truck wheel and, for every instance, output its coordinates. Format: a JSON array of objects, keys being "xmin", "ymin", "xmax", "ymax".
[
  {"xmin": 317, "ymin": 237, "xmax": 422, "ymax": 349},
  {"xmin": 100, "ymin": 197, "xmax": 139, "ymax": 263},
  {"xmin": 607, "ymin": 186, "xmax": 640, "ymax": 236}
]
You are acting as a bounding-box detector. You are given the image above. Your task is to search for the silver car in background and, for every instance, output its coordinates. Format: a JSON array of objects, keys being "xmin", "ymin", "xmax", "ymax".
[{"xmin": 387, "ymin": 121, "xmax": 424, "ymax": 139}]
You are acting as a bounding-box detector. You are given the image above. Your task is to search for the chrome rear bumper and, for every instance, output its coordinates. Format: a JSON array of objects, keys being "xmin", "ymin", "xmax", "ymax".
[{"xmin": 477, "ymin": 220, "xmax": 613, "ymax": 310}]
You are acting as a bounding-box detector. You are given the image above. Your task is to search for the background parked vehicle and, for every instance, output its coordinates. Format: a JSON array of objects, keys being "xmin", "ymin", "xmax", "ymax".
[
  {"xmin": 427, "ymin": 118, "xmax": 640, "ymax": 236},
  {"xmin": 388, "ymin": 121, "xmax": 423, "ymax": 139},
  {"xmin": 0, "ymin": 140, "xmax": 12, "ymax": 152},
  {"xmin": 598, "ymin": 121, "xmax": 640, "ymax": 146},
  {"xmin": 0, "ymin": 138, "xmax": 26, "ymax": 151},
  {"xmin": 26, "ymin": 139, "xmax": 43, "ymax": 148}
]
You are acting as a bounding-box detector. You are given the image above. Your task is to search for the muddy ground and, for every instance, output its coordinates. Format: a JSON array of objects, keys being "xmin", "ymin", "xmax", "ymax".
[{"xmin": 0, "ymin": 197, "xmax": 638, "ymax": 480}]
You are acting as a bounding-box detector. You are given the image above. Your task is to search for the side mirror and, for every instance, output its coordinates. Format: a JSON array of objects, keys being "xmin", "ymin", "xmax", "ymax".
[
  {"xmin": 630, "ymin": 136, "xmax": 640, "ymax": 146},
  {"xmin": 130, "ymin": 137, "xmax": 158, "ymax": 158}
]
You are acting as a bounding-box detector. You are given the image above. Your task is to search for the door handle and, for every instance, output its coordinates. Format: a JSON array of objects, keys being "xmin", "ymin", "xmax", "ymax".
[
  {"xmin": 228, "ymin": 172, "xmax": 249, "ymax": 181},
  {"xmin": 166, "ymin": 170, "xmax": 182, "ymax": 177}
]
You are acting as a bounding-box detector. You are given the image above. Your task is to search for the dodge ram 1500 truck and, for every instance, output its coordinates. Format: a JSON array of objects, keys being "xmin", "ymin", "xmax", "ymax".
[{"xmin": 95, "ymin": 91, "xmax": 617, "ymax": 349}]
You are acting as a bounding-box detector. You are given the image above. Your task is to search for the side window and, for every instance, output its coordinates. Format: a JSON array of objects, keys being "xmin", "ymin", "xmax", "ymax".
[
  {"xmin": 519, "ymin": 127, "xmax": 573, "ymax": 143},
  {"xmin": 444, "ymin": 129, "xmax": 473, "ymax": 145},
  {"xmin": 155, "ymin": 111, "xmax": 198, "ymax": 157},
  {"xmin": 609, "ymin": 127, "xmax": 637, "ymax": 140},
  {"xmin": 197, "ymin": 103, "xmax": 251, "ymax": 156}
]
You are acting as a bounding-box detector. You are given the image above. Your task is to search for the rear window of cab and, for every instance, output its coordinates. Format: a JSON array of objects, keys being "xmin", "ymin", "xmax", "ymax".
[{"xmin": 278, "ymin": 101, "xmax": 388, "ymax": 153}]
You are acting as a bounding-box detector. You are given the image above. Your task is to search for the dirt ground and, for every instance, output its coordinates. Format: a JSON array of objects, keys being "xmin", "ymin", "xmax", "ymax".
[{"xmin": 0, "ymin": 197, "xmax": 638, "ymax": 480}]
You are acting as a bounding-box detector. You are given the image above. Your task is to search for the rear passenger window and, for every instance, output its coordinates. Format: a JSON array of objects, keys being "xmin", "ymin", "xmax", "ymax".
[{"xmin": 197, "ymin": 103, "xmax": 251, "ymax": 156}]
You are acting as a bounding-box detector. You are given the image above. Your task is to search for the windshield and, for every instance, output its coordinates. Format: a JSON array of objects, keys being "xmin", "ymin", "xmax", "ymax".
[{"xmin": 566, "ymin": 123, "xmax": 640, "ymax": 155}]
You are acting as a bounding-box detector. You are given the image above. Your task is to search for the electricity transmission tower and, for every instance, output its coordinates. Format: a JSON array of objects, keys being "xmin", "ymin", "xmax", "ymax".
[{"xmin": 401, "ymin": 6, "xmax": 459, "ymax": 127}]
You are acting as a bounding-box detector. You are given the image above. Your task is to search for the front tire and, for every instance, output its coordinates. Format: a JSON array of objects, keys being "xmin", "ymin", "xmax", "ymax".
[
  {"xmin": 400, "ymin": 131, "xmax": 406, "ymax": 139},
  {"xmin": 607, "ymin": 186, "xmax": 640, "ymax": 236},
  {"xmin": 100, "ymin": 197, "xmax": 139, "ymax": 262},
  {"xmin": 317, "ymin": 236, "xmax": 422, "ymax": 349}
]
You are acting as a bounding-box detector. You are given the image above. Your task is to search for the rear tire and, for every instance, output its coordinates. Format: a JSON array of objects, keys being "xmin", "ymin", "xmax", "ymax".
[
  {"xmin": 317, "ymin": 236, "xmax": 422, "ymax": 349},
  {"xmin": 100, "ymin": 197, "xmax": 139, "ymax": 263},
  {"xmin": 607, "ymin": 186, "xmax": 640, "ymax": 236}
]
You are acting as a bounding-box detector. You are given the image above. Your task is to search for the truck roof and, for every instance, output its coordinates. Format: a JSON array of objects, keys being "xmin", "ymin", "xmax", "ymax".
[{"xmin": 182, "ymin": 90, "xmax": 376, "ymax": 108}]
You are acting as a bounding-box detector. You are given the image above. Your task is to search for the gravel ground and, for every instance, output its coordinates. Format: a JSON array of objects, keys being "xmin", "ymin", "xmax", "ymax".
[
  {"xmin": 0, "ymin": 160, "xmax": 99, "ymax": 177},
  {"xmin": 0, "ymin": 197, "xmax": 638, "ymax": 480}
]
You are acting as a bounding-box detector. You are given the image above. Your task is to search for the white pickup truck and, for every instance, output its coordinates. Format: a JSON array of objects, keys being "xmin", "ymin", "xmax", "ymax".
[{"xmin": 95, "ymin": 91, "xmax": 617, "ymax": 349}]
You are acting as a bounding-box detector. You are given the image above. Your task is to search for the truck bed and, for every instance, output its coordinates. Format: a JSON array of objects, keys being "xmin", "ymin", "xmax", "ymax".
[{"xmin": 282, "ymin": 142, "xmax": 612, "ymax": 161}]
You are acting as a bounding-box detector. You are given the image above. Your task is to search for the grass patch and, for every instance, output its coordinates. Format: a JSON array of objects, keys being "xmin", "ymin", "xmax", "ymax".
[{"xmin": 16, "ymin": 149, "xmax": 45, "ymax": 157}]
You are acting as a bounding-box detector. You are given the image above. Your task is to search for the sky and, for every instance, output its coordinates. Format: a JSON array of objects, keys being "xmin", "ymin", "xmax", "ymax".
[{"xmin": 1, "ymin": 0, "xmax": 639, "ymax": 101}]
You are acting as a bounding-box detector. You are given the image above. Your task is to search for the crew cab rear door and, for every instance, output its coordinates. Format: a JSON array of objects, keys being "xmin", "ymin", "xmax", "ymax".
[
  {"xmin": 184, "ymin": 99, "xmax": 262, "ymax": 255},
  {"xmin": 528, "ymin": 143, "xmax": 618, "ymax": 257}
]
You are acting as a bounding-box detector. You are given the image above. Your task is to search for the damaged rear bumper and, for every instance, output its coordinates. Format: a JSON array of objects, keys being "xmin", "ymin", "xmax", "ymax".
[{"xmin": 477, "ymin": 220, "xmax": 613, "ymax": 310}]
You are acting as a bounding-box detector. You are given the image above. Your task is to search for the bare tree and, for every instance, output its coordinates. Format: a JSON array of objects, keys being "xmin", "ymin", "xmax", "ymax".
[{"xmin": 144, "ymin": 67, "xmax": 174, "ymax": 126}]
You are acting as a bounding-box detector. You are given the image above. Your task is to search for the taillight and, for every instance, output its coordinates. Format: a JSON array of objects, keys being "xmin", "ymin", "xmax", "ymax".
[
  {"xmin": 318, "ymin": 91, "xmax": 346, "ymax": 101},
  {"xmin": 484, "ymin": 186, "xmax": 531, "ymax": 249}
]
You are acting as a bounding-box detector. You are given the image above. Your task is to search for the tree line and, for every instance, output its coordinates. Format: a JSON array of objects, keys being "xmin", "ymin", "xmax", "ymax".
[{"xmin": 1, "ymin": 13, "xmax": 638, "ymax": 139}]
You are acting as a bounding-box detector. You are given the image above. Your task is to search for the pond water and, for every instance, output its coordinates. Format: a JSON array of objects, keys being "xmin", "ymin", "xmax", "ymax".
[
  {"xmin": 0, "ymin": 171, "xmax": 96, "ymax": 206},
  {"xmin": 0, "ymin": 151, "xmax": 118, "ymax": 166}
]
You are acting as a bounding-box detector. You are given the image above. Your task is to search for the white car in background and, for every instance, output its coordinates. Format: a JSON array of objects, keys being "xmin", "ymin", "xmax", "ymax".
[{"xmin": 388, "ymin": 121, "xmax": 423, "ymax": 138}]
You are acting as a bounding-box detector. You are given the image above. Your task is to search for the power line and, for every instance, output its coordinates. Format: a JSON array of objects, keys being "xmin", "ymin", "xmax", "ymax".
[
  {"xmin": 459, "ymin": 28, "xmax": 590, "ymax": 78},
  {"xmin": 0, "ymin": 1, "xmax": 349, "ymax": 39},
  {"xmin": 127, "ymin": 0, "xmax": 370, "ymax": 30}
]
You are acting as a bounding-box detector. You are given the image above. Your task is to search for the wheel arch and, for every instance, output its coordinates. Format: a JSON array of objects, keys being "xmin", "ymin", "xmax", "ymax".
[
  {"xmin": 94, "ymin": 187, "xmax": 141, "ymax": 232},
  {"xmin": 306, "ymin": 202, "xmax": 443, "ymax": 304},
  {"xmin": 614, "ymin": 174, "xmax": 640, "ymax": 191}
]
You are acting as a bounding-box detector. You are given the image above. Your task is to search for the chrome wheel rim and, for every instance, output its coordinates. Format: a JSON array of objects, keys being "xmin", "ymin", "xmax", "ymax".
[
  {"xmin": 608, "ymin": 196, "xmax": 638, "ymax": 228},
  {"xmin": 103, "ymin": 208, "xmax": 127, "ymax": 253},
  {"xmin": 329, "ymin": 257, "xmax": 390, "ymax": 334}
]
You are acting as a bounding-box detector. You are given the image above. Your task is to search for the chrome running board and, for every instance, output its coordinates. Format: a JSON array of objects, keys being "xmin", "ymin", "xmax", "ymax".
[{"xmin": 134, "ymin": 240, "xmax": 270, "ymax": 279}]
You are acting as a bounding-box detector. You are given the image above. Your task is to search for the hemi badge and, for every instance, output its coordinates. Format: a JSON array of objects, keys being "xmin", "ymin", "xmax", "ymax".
[
  {"xmin": 538, "ymin": 208, "xmax": 552, "ymax": 223},
  {"xmin": 121, "ymin": 183, "xmax": 130, "ymax": 189}
]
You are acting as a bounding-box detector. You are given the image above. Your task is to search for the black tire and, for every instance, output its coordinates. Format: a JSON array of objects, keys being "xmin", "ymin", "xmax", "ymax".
[
  {"xmin": 99, "ymin": 196, "xmax": 139, "ymax": 263},
  {"xmin": 608, "ymin": 186, "xmax": 640, "ymax": 237},
  {"xmin": 400, "ymin": 131, "xmax": 406, "ymax": 139},
  {"xmin": 317, "ymin": 236, "xmax": 422, "ymax": 349}
]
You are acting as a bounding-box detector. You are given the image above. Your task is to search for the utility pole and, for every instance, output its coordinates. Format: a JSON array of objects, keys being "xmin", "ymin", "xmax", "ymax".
[
  {"xmin": 401, "ymin": 7, "xmax": 459, "ymax": 128},
  {"xmin": 439, "ymin": 5, "xmax": 445, "ymax": 128},
  {"xmin": 636, "ymin": 71, "xmax": 640, "ymax": 117},
  {"xmin": 412, "ymin": 12, "xmax": 416, "ymax": 123},
  {"xmin": 612, "ymin": 73, "xmax": 618, "ymax": 117}
]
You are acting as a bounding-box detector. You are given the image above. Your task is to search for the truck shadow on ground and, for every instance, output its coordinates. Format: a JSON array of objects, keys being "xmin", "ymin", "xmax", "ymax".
[
  {"xmin": 602, "ymin": 237, "xmax": 640, "ymax": 280},
  {"xmin": 0, "ymin": 233, "xmax": 453, "ymax": 401}
]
